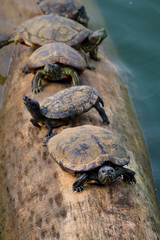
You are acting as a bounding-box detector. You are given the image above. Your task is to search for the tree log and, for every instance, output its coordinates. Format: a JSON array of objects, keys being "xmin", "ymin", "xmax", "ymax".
[{"xmin": 0, "ymin": 0, "xmax": 160, "ymax": 239}]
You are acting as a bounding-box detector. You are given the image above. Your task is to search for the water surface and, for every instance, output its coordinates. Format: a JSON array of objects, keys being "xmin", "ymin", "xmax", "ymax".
[{"xmin": 97, "ymin": 0, "xmax": 160, "ymax": 206}]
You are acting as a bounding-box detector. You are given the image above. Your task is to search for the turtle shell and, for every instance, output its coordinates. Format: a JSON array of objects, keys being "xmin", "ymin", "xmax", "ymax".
[
  {"xmin": 37, "ymin": 0, "xmax": 77, "ymax": 16},
  {"xmin": 40, "ymin": 86, "xmax": 98, "ymax": 119},
  {"xmin": 15, "ymin": 15, "xmax": 91, "ymax": 46},
  {"xmin": 27, "ymin": 42, "xmax": 86, "ymax": 70},
  {"xmin": 48, "ymin": 125, "xmax": 130, "ymax": 173}
]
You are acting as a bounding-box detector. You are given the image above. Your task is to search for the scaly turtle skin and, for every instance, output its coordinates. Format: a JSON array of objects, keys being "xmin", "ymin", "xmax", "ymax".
[
  {"xmin": 22, "ymin": 43, "xmax": 87, "ymax": 93},
  {"xmin": 0, "ymin": 15, "xmax": 106, "ymax": 68},
  {"xmin": 37, "ymin": 0, "xmax": 89, "ymax": 26},
  {"xmin": 23, "ymin": 86, "xmax": 110, "ymax": 143},
  {"xmin": 47, "ymin": 125, "xmax": 136, "ymax": 192}
]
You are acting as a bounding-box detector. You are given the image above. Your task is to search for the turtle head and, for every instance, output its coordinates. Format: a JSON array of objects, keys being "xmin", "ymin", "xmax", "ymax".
[
  {"xmin": 98, "ymin": 165, "xmax": 116, "ymax": 184},
  {"xmin": 71, "ymin": 6, "xmax": 89, "ymax": 27},
  {"xmin": 44, "ymin": 63, "xmax": 62, "ymax": 80},
  {"xmin": 23, "ymin": 96, "xmax": 41, "ymax": 115},
  {"xmin": 82, "ymin": 28, "xmax": 107, "ymax": 53},
  {"xmin": 88, "ymin": 28, "xmax": 107, "ymax": 48}
]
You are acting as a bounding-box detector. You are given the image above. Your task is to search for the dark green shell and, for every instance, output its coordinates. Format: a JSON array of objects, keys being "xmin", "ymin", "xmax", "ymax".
[
  {"xmin": 37, "ymin": 0, "xmax": 77, "ymax": 16},
  {"xmin": 40, "ymin": 86, "xmax": 98, "ymax": 119},
  {"xmin": 48, "ymin": 125, "xmax": 130, "ymax": 172},
  {"xmin": 27, "ymin": 43, "xmax": 86, "ymax": 70},
  {"xmin": 14, "ymin": 15, "xmax": 90, "ymax": 47}
]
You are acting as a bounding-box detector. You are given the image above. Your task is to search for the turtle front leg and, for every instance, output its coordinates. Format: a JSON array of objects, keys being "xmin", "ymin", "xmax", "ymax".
[
  {"xmin": 89, "ymin": 47, "xmax": 101, "ymax": 61},
  {"xmin": 32, "ymin": 70, "xmax": 45, "ymax": 93},
  {"xmin": 43, "ymin": 131, "xmax": 58, "ymax": 146},
  {"xmin": 70, "ymin": 70, "xmax": 82, "ymax": 86},
  {"xmin": 60, "ymin": 66, "xmax": 82, "ymax": 86},
  {"xmin": 73, "ymin": 173, "xmax": 89, "ymax": 192},
  {"xmin": 30, "ymin": 118, "xmax": 41, "ymax": 128},
  {"xmin": 43, "ymin": 120, "xmax": 54, "ymax": 145},
  {"xmin": 122, "ymin": 168, "xmax": 136, "ymax": 184},
  {"xmin": 0, "ymin": 33, "xmax": 14, "ymax": 49},
  {"xmin": 45, "ymin": 121, "xmax": 53, "ymax": 137},
  {"xmin": 116, "ymin": 167, "xmax": 136, "ymax": 184}
]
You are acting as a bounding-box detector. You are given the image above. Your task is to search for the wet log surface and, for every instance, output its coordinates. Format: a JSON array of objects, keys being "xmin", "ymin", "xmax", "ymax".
[{"xmin": 0, "ymin": 0, "xmax": 160, "ymax": 240}]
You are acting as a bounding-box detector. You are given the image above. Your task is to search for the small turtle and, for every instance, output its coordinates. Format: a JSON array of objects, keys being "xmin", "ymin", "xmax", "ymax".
[
  {"xmin": 23, "ymin": 86, "xmax": 110, "ymax": 142},
  {"xmin": 47, "ymin": 125, "xmax": 136, "ymax": 192},
  {"xmin": 22, "ymin": 43, "xmax": 87, "ymax": 93},
  {"xmin": 0, "ymin": 15, "xmax": 106, "ymax": 66},
  {"xmin": 37, "ymin": 0, "xmax": 89, "ymax": 26}
]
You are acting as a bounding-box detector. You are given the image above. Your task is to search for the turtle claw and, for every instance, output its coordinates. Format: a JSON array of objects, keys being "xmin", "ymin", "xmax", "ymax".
[
  {"xmin": 91, "ymin": 56, "xmax": 101, "ymax": 62},
  {"xmin": 129, "ymin": 177, "xmax": 136, "ymax": 184},
  {"xmin": 87, "ymin": 64, "xmax": 96, "ymax": 71},
  {"xmin": 32, "ymin": 86, "xmax": 43, "ymax": 94},
  {"xmin": 95, "ymin": 56, "xmax": 101, "ymax": 62},
  {"xmin": 103, "ymin": 119, "xmax": 110, "ymax": 125},
  {"xmin": 43, "ymin": 134, "xmax": 50, "ymax": 146},
  {"xmin": 123, "ymin": 176, "xmax": 136, "ymax": 184},
  {"xmin": 73, "ymin": 185, "xmax": 84, "ymax": 192},
  {"xmin": 43, "ymin": 131, "xmax": 58, "ymax": 146}
]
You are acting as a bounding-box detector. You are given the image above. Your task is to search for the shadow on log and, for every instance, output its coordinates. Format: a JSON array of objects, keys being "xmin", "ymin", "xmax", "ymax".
[{"xmin": 0, "ymin": 0, "xmax": 160, "ymax": 239}]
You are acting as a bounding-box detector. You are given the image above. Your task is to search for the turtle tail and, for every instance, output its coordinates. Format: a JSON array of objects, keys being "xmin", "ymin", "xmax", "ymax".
[
  {"xmin": 0, "ymin": 33, "xmax": 14, "ymax": 49},
  {"xmin": 97, "ymin": 96, "xmax": 104, "ymax": 107}
]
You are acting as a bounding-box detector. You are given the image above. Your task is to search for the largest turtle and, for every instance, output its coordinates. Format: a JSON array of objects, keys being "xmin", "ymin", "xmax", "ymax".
[
  {"xmin": 37, "ymin": 0, "xmax": 89, "ymax": 26},
  {"xmin": 0, "ymin": 15, "xmax": 106, "ymax": 65},
  {"xmin": 47, "ymin": 125, "xmax": 136, "ymax": 192},
  {"xmin": 23, "ymin": 86, "xmax": 110, "ymax": 143}
]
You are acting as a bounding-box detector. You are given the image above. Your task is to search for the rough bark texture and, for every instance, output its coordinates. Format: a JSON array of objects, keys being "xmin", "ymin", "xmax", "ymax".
[{"xmin": 0, "ymin": 0, "xmax": 160, "ymax": 240}]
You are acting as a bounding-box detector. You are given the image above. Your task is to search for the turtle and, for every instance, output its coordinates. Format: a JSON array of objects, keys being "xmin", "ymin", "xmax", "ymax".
[
  {"xmin": 23, "ymin": 86, "xmax": 110, "ymax": 143},
  {"xmin": 22, "ymin": 43, "xmax": 87, "ymax": 93},
  {"xmin": 0, "ymin": 15, "xmax": 107, "ymax": 67},
  {"xmin": 37, "ymin": 0, "xmax": 89, "ymax": 26},
  {"xmin": 47, "ymin": 125, "xmax": 136, "ymax": 192}
]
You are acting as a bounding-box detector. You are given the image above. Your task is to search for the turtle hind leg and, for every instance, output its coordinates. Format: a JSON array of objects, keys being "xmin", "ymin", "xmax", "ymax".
[
  {"xmin": 97, "ymin": 95, "xmax": 104, "ymax": 107},
  {"xmin": 0, "ymin": 33, "xmax": 14, "ymax": 49},
  {"xmin": 94, "ymin": 97, "xmax": 110, "ymax": 124},
  {"xmin": 73, "ymin": 173, "xmax": 89, "ymax": 192}
]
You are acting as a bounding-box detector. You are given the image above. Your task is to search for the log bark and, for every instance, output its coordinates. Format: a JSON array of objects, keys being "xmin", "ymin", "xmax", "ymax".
[{"xmin": 0, "ymin": 0, "xmax": 160, "ymax": 240}]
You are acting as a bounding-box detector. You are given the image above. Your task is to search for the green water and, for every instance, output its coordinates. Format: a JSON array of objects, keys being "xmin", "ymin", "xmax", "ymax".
[{"xmin": 97, "ymin": 0, "xmax": 160, "ymax": 206}]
